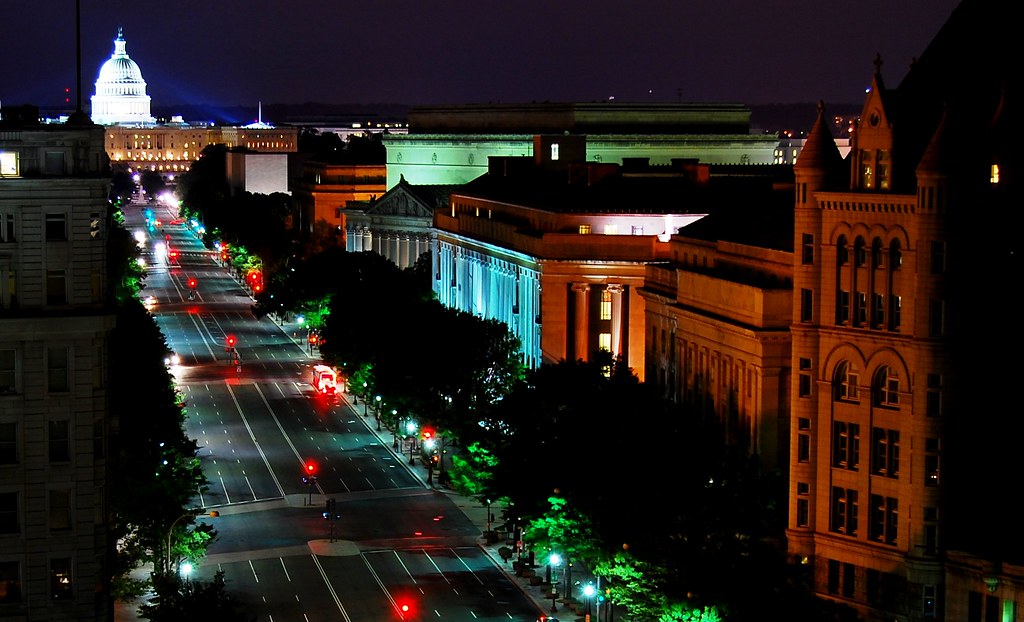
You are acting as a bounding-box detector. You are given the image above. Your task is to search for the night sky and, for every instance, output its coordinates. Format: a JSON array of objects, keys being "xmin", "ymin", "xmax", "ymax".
[{"xmin": 2, "ymin": 0, "xmax": 960, "ymax": 114}]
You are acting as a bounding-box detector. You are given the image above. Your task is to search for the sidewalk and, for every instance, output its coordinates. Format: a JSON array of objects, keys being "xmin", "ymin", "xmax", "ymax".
[{"xmin": 335, "ymin": 376, "xmax": 606, "ymax": 622}]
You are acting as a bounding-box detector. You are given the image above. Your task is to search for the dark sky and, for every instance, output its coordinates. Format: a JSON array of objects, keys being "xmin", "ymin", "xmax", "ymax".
[{"xmin": 2, "ymin": 0, "xmax": 960, "ymax": 114}]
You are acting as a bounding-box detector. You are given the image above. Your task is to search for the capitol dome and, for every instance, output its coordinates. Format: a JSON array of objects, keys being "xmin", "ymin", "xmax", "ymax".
[{"xmin": 90, "ymin": 28, "xmax": 155, "ymax": 125}]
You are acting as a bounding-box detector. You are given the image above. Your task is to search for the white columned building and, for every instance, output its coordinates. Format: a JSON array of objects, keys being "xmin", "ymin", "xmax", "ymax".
[{"xmin": 90, "ymin": 28, "xmax": 156, "ymax": 126}]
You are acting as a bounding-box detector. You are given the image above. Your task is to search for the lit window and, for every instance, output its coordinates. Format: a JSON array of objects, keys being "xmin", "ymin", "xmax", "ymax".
[
  {"xmin": 991, "ymin": 163, "xmax": 1000, "ymax": 184},
  {"xmin": 0, "ymin": 152, "xmax": 17, "ymax": 177},
  {"xmin": 600, "ymin": 289, "xmax": 612, "ymax": 320},
  {"xmin": 598, "ymin": 332, "xmax": 611, "ymax": 351},
  {"xmin": 578, "ymin": 224, "xmax": 591, "ymax": 235},
  {"xmin": 550, "ymin": 143, "xmax": 559, "ymax": 161},
  {"xmin": 603, "ymin": 224, "xmax": 618, "ymax": 235},
  {"xmin": 50, "ymin": 558, "xmax": 72, "ymax": 600}
]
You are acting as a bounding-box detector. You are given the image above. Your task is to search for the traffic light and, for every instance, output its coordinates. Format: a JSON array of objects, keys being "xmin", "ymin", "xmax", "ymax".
[
  {"xmin": 304, "ymin": 462, "xmax": 317, "ymax": 480},
  {"xmin": 226, "ymin": 335, "xmax": 236, "ymax": 350},
  {"xmin": 421, "ymin": 427, "xmax": 434, "ymax": 441},
  {"xmin": 188, "ymin": 277, "xmax": 197, "ymax": 289},
  {"xmin": 323, "ymin": 498, "xmax": 339, "ymax": 520}
]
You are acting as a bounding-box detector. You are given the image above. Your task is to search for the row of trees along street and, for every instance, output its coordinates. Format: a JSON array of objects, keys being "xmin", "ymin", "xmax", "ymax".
[{"xmin": 158, "ymin": 133, "xmax": 859, "ymax": 621}]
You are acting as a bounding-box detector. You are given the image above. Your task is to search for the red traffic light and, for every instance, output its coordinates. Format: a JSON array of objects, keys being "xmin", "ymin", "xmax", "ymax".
[
  {"xmin": 305, "ymin": 462, "xmax": 317, "ymax": 476},
  {"xmin": 226, "ymin": 335, "xmax": 236, "ymax": 349},
  {"xmin": 188, "ymin": 278, "xmax": 197, "ymax": 289},
  {"xmin": 421, "ymin": 428, "xmax": 434, "ymax": 441}
]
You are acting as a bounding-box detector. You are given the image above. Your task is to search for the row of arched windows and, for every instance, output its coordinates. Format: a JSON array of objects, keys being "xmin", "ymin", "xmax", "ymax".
[
  {"xmin": 833, "ymin": 361, "xmax": 900, "ymax": 408},
  {"xmin": 834, "ymin": 234, "xmax": 903, "ymax": 331}
]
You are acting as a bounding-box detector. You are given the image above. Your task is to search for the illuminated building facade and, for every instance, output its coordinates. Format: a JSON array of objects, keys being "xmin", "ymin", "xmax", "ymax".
[
  {"xmin": 90, "ymin": 29, "xmax": 155, "ymax": 126},
  {"xmin": 290, "ymin": 161, "xmax": 386, "ymax": 240},
  {"xmin": 89, "ymin": 29, "xmax": 298, "ymax": 179},
  {"xmin": 342, "ymin": 175, "xmax": 452, "ymax": 270},
  {"xmin": 785, "ymin": 2, "xmax": 1021, "ymax": 619},
  {"xmin": 640, "ymin": 168, "xmax": 795, "ymax": 471},
  {"xmin": 432, "ymin": 135, "xmax": 705, "ymax": 374},
  {"xmin": 383, "ymin": 102, "xmax": 780, "ymax": 189},
  {"xmin": 0, "ymin": 111, "xmax": 116, "ymax": 620}
]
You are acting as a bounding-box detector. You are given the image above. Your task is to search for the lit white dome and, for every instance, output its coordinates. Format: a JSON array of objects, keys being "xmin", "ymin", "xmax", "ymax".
[{"xmin": 91, "ymin": 28, "xmax": 155, "ymax": 125}]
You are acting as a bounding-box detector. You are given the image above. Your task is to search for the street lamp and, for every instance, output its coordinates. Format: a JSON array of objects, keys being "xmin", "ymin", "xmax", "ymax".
[
  {"xmin": 583, "ymin": 582, "xmax": 596, "ymax": 620},
  {"xmin": 405, "ymin": 420, "xmax": 418, "ymax": 464},
  {"xmin": 362, "ymin": 382, "xmax": 369, "ymax": 416},
  {"xmin": 547, "ymin": 553, "xmax": 561, "ymax": 612},
  {"xmin": 374, "ymin": 395, "xmax": 382, "ymax": 431},
  {"xmin": 392, "ymin": 409, "xmax": 400, "ymax": 449},
  {"xmin": 166, "ymin": 512, "xmax": 193, "ymax": 574}
]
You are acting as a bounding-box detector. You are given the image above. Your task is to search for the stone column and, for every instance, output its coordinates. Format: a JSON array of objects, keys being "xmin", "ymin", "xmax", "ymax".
[
  {"xmin": 608, "ymin": 284, "xmax": 624, "ymax": 357},
  {"xmin": 573, "ymin": 283, "xmax": 590, "ymax": 361}
]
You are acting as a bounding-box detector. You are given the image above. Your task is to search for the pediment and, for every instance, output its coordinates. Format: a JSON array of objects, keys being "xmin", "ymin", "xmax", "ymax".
[{"xmin": 367, "ymin": 186, "xmax": 434, "ymax": 217}]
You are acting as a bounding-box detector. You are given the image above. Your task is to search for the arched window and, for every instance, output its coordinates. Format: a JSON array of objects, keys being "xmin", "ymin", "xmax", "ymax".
[
  {"xmin": 874, "ymin": 366, "xmax": 900, "ymax": 408},
  {"xmin": 889, "ymin": 239, "xmax": 902, "ymax": 271},
  {"xmin": 854, "ymin": 236, "xmax": 867, "ymax": 266},
  {"xmin": 833, "ymin": 361, "xmax": 860, "ymax": 402},
  {"xmin": 871, "ymin": 237, "xmax": 884, "ymax": 269},
  {"xmin": 837, "ymin": 235, "xmax": 849, "ymax": 266}
]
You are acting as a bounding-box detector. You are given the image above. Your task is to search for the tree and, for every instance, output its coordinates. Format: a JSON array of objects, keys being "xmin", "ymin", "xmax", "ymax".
[{"xmin": 139, "ymin": 571, "xmax": 254, "ymax": 622}]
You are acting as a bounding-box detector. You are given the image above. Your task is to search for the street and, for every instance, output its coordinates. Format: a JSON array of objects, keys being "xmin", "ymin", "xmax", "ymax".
[{"xmin": 121, "ymin": 196, "xmax": 545, "ymax": 621}]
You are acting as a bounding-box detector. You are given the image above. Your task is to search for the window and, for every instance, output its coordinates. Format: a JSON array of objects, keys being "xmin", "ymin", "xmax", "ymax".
[
  {"xmin": 837, "ymin": 290, "xmax": 850, "ymax": 324},
  {"xmin": 49, "ymin": 488, "xmax": 71, "ymax": 531},
  {"xmin": 871, "ymin": 238, "xmax": 883, "ymax": 269},
  {"xmin": 603, "ymin": 224, "xmax": 618, "ymax": 235},
  {"xmin": 926, "ymin": 374, "xmax": 942, "ymax": 418},
  {"xmin": 828, "ymin": 559, "xmax": 840, "ymax": 594},
  {"xmin": 878, "ymin": 151, "xmax": 891, "ymax": 189},
  {"xmin": 874, "ymin": 366, "xmax": 899, "ymax": 408},
  {"xmin": 889, "ymin": 295, "xmax": 902, "ymax": 331},
  {"xmin": 550, "ymin": 143, "xmax": 559, "ymax": 161},
  {"xmin": 836, "ymin": 235, "xmax": 848, "ymax": 265},
  {"xmin": 830, "ymin": 487, "xmax": 858, "ymax": 535},
  {"xmin": 854, "ymin": 237, "xmax": 867, "ymax": 266},
  {"xmin": 870, "ymin": 428, "xmax": 899, "ymax": 477},
  {"xmin": 925, "ymin": 438, "xmax": 941, "ymax": 486},
  {"xmin": 834, "ymin": 362, "xmax": 859, "ymax": 402},
  {"xmin": 47, "ymin": 346, "xmax": 69, "ymax": 392},
  {"xmin": 48, "ymin": 420, "xmax": 70, "ymax": 462},
  {"xmin": 856, "ymin": 292, "xmax": 867, "ymax": 325},
  {"xmin": 871, "ymin": 293, "xmax": 884, "ymax": 328},
  {"xmin": 90, "ymin": 212, "xmax": 101, "ymax": 238},
  {"xmin": 832, "ymin": 421, "xmax": 860, "ymax": 470},
  {"xmin": 889, "ymin": 240, "xmax": 903, "ymax": 271},
  {"xmin": 0, "ymin": 422, "xmax": 16, "ymax": 464},
  {"xmin": 0, "ymin": 348, "xmax": 14, "ymax": 394},
  {"xmin": 1, "ymin": 213, "xmax": 14, "ymax": 242},
  {"xmin": 44, "ymin": 151, "xmax": 65, "ymax": 175},
  {"xmin": 798, "ymin": 417, "xmax": 811, "ymax": 462},
  {"xmin": 0, "ymin": 560, "xmax": 20, "ymax": 603},
  {"xmin": 46, "ymin": 270, "xmax": 67, "ymax": 305},
  {"xmin": 598, "ymin": 332, "xmax": 611, "ymax": 352},
  {"xmin": 800, "ymin": 288, "xmax": 813, "ymax": 322},
  {"xmin": 799, "ymin": 373, "xmax": 812, "ymax": 397},
  {"xmin": 801, "ymin": 233, "xmax": 814, "ymax": 264},
  {"xmin": 991, "ymin": 163, "xmax": 1001, "ymax": 184},
  {"xmin": 578, "ymin": 224, "xmax": 591, "ymax": 235},
  {"xmin": 860, "ymin": 149, "xmax": 874, "ymax": 188},
  {"xmin": 0, "ymin": 491, "xmax": 18, "ymax": 534},
  {"xmin": 50, "ymin": 557, "xmax": 72, "ymax": 599},
  {"xmin": 797, "ymin": 482, "xmax": 810, "ymax": 527},
  {"xmin": 843, "ymin": 563, "xmax": 856, "ymax": 597},
  {"xmin": 631, "ymin": 225, "xmax": 644, "ymax": 235},
  {"xmin": 929, "ymin": 299, "xmax": 945, "ymax": 336},
  {"xmin": 869, "ymin": 494, "xmax": 898, "ymax": 544},
  {"xmin": 923, "ymin": 585, "xmax": 937, "ymax": 619},
  {"xmin": 0, "ymin": 151, "xmax": 17, "ymax": 176},
  {"xmin": 600, "ymin": 289, "xmax": 612, "ymax": 320},
  {"xmin": 930, "ymin": 240, "xmax": 946, "ymax": 274},
  {"xmin": 45, "ymin": 213, "xmax": 67, "ymax": 241}
]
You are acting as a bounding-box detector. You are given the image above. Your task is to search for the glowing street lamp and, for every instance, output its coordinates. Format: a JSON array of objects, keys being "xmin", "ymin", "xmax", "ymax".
[
  {"xmin": 583, "ymin": 582, "xmax": 596, "ymax": 619},
  {"xmin": 405, "ymin": 420, "xmax": 418, "ymax": 464},
  {"xmin": 547, "ymin": 553, "xmax": 561, "ymax": 612}
]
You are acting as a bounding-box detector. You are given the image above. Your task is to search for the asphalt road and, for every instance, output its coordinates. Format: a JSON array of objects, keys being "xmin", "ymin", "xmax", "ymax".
[{"xmin": 120, "ymin": 196, "xmax": 546, "ymax": 622}]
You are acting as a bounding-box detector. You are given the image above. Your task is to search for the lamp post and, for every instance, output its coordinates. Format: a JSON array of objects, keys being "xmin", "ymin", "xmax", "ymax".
[
  {"xmin": 392, "ymin": 409, "xmax": 400, "ymax": 449},
  {"xmin": 405, "ymin": 420, "xmax": 418, "ymax": 464},
  {"xmin": 362, "ymin": 382, "xmax": 368, "ymax": 416},
  {"xmin": 374, "ymin": 395, "xmax": 382, "ymax": 431},
  {"xmin": 583, "ymin": 583, "xmax": 596, "ymax": 621},
  {"xmin": 548, "ymin": 553, "xmax": 561, "ymax": 613},
  {"xmin": 166, "ymin": 512, "xmax": 193, "ymax": 574}
]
